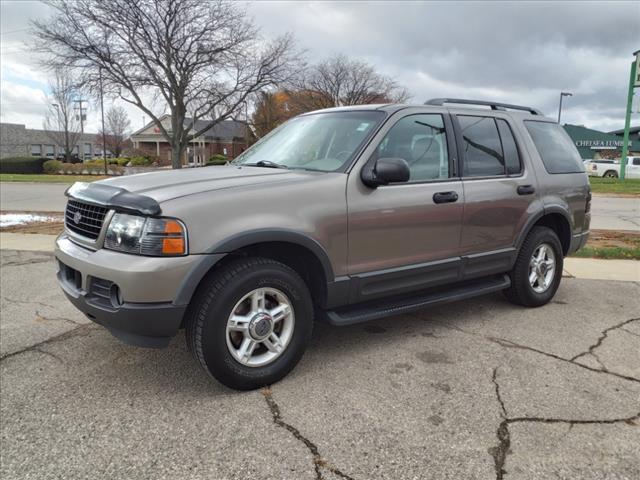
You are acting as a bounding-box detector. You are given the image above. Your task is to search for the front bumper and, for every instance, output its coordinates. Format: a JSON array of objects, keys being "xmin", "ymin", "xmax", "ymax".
[{"xmin": 55, "ymin": 233, "xmax": 200, "ymax": 348}]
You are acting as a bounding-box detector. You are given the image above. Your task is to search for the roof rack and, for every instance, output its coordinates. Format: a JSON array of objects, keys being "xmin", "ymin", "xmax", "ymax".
[{"xmin": 425, "ymin": 98, "xmax": 543, "ymax": 115}]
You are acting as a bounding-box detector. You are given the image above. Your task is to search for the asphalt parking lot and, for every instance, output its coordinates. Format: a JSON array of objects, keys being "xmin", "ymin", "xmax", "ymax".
[{"xmin": 1, "ymin": 249, "xmax": 638, "ymax": 480}]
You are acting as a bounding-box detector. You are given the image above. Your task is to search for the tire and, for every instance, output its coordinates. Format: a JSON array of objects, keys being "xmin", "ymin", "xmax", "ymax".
[
  {"xmin": 185, "ymin": 257, "xmax": 314, "ymax": 390},
  {"xmin": 503, "ymin": 226, "xmax": 563, "ymax": 307},
  {"xmin": 603, "ymin": 170, "xmax": 618, "ymax": 178}
]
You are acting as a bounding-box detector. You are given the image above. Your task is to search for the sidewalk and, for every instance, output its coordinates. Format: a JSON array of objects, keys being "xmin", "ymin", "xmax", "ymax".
[{"xmin": 1, "ymin": 232, "xmax": 638, "ymax": 282}]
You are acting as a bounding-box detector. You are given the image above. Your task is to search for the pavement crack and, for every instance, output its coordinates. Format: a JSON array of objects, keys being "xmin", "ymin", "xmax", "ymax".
[
  {"xmin": 620, "ymin": 327, "xmax": 640, "ymax": 339},
  {"xmin": 487, "ymin": 336, "xmax": 640, "ymax": 384},
  {"xmin": 35, "ymin": 310, "xmax": 82, "ymax": 326},
  {"xmin": 488, "ymin": 369, "xmax": 639, "ymax": 480},
  {"xmin": 3, "ymin": 297, "xmax": 55, "ymax": 309},
  {"xmin": 0, "ymin": 324, "xmax": 95, "ymax": 363},
  {"xmin": 492, "ymin": 367, "xmax": 507, "ymax": 418},
  {"xmin": 570, "ymin": 318, "xmax": 640, "ymax": 363},
  {"xmin": 261, "ymin": 387, "xmax": 355, "ymax": 480},
  {"xmin": 489, "ymin": 368, "xmax": 510, "ymax": 480},
  {"xmin": 435, "ymin": 321, "xmax": 640, "ymax": 383},
  {"xmin": 1, "ymin": 257, "xmax": 52, "ymax": 268}
]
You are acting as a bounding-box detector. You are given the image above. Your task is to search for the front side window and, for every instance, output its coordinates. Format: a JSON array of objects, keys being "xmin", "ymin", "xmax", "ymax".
[
  {"xmin": 524, "ymin": 121, "xmax": 584, "ymax": 174},
  {"xmin": 374, "ymin": 114, "xmax": 449, "ymax": 182},
  {"xmin": 234, "ymin": 111, "xmax": 384, "ymax": 172}
]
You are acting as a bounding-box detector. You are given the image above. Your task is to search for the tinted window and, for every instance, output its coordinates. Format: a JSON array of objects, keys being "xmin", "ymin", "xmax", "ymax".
[
  {"xmin": 458, "ymin": 116, "xmax": 504, "ymax": 177},
  {"xmin": 525, "ymin": 121, "xmax": 584, "ymax": 174},
  {"xmin": 496, "ymin": 119, "xmax": 521, "ymax": 174},
  {"xmin": 633, "ymin": 158, "xmax": 640, "ymax": 166},
  {"xmin": 375, "ymin": 114, "xmax": 449, "ymax": 182}
]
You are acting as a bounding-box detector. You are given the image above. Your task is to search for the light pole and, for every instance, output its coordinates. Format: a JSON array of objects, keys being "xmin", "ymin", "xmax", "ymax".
[
  {"xmin": 557, "ymin": 92, "xmax": 572, "ymax": 124},
  {"xmin": 619, "ymin": 50, "xmax": 639, "ymax": 180}
]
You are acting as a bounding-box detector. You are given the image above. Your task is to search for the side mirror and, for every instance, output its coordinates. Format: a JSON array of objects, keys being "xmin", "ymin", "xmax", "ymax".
[{"xmin": 361, "ymin": 157, "xmax": 410, "ymax": 188}]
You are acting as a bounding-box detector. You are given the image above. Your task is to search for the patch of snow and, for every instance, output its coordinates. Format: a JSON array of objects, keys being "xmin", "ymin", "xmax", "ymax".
[{"xmin": 0, "ymin": 213, "xmax": 62, "ymax": 228}]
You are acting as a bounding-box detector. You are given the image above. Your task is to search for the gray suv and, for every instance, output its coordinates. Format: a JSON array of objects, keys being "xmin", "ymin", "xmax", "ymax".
[{"xmin": 55, "ymin": 99, "xmax": 590, "ymax": 389}]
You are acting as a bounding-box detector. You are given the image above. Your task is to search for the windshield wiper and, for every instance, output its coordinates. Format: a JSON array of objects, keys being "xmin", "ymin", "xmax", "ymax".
[{"xmin": 244, "ymin": 160, "xmax": 289, "ymax": 169}]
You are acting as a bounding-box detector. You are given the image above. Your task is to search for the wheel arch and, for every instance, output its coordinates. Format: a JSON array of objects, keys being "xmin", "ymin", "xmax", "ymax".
[
  {"xmin": 174, "ymin": 230, "xmax": 334, "ymax": 310},
  {"xmin": 516, "ymin": 208, "xmax": 572, "ymax": 256}
]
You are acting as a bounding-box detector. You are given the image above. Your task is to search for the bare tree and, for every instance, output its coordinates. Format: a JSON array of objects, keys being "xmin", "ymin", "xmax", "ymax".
[
  {"xmin": 291, "ymin": 54, "xmax": 410, "ymax": 111},
  {"xmin": 43, "ymin": 68, "xmax": 83, "ymax": 162},
  {"xmin": 34, "ymin": 0, "xmax": 298, "ymax": 169},
  {"xmin": 99, "ymin": 105, "xmax": 131, "ymax": 157}
]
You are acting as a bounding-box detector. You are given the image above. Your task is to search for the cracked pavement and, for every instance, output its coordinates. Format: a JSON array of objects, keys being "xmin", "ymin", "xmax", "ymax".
[{"xmin": 1, "ymin": 250, "xmax": 639, "ymax": 479}]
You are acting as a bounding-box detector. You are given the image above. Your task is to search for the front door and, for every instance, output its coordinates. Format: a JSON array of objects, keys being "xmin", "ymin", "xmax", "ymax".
[{"xmin": 347, "ymin": 111, "xmax": 464, "ymax": 302}]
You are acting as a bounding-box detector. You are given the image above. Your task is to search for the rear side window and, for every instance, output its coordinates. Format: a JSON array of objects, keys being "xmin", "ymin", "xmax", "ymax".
[
  {"xmin": 458, "ymin": 116, "xmax": 504, "ymax": 177},
  {"xmin": 496, "ymin": 119, "xmax": 521, "ymax": 174},
  {"xmin": 524, "ymin": 121, "xmax": 584, "ymax": 174}
]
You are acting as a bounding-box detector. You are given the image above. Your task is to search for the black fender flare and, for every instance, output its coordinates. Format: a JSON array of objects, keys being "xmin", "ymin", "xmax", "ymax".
[
  {"xmin": 173, "ymin": 229, "xmax": 335, "ymax": 307},
  {"xmin": 514, "ymin": 205, "xmax": 573, "ymax": 254}
]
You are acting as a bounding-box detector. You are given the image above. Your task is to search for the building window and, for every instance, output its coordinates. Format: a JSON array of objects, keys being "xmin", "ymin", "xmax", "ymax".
[
  {"xmin": 45, "ymin": 145, "xmax": 55, "ymax": 157},
  {"xmin": 84, "ymin": 143, "xmax": 92, "ymax": 159},
  {"xmin": 30, "ymin": 145, "xmax": 42, "ymax": 157}
]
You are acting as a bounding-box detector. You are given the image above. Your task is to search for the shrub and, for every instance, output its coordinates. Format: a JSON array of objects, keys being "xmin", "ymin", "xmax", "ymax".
[
  {"xmin": 0, "ymin": 156, "xmax": 48, "ymax": 174},
  {"xmin": 128, "ymin": 156, "xmax": 153, "ymax": 166},
  {"xmin": 207, "ymin": 154, "xmax": 228, "ymax": 166},
  {"xmin": 43, "ymin": 160, "xmax": 63, "ymax": 174}
]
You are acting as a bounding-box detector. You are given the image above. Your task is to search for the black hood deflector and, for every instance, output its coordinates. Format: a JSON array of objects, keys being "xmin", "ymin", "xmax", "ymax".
[{"xmin": 65, "ymin": 182, "xmax": 161, "ymax": 216}]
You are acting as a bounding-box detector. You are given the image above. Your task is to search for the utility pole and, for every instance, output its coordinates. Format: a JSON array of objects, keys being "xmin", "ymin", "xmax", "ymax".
[
  {"xmin": 74, "ymin": 98, "xmax": 87, "ymax": 161},
  {"xmin": 99, "ymin": 68, "xmax": 108, "ymax": 175},
  {"xmin": 557, "ymin": 92, "xmax": 572, "ymax": 124},
  {"xmin": 619, "ymin": 50, "xmax": 639, "ymax": 181}
]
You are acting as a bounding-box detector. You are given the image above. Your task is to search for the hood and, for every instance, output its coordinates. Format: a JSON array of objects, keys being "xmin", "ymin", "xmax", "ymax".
[{"xmin": 97, "ymin": 165, "xmax": 323, "ymax": 204}]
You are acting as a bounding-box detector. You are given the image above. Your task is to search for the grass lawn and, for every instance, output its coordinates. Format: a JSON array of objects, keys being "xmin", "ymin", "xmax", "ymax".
[
  {"xmin": 588, "ymin": 177, "xmax": 640, "ymax": 196},
  {"xmin": 0, "ymin": 173, "xmax": 108, "ymax": 183},
  {"xmin": 570, "ymin": 230, "xmax": 640, "ymax": 260}
]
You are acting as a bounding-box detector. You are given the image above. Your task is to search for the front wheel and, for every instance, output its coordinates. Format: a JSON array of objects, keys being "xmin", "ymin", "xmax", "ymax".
[
  {"xmin": 185, "ymin": 257, "xmax": 313, "ymax": 390},
  {"xmin": 504, "ymin": 227, "xmax": 563, "ymax": 307}
]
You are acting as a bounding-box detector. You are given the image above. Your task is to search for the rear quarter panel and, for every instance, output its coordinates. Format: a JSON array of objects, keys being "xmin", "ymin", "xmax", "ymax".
[{"xmin": 513, "ymin": 118, "xmax": 590, "ymax": 234}]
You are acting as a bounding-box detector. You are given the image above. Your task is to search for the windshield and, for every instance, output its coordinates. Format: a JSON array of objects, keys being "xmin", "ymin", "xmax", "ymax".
[{"xmin": 234, "ymin": 111, "xmax": 385, "ymax": 172}]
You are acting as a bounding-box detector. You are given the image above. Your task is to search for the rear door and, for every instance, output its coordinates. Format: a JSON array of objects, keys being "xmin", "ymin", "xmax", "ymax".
[
  {"xmin": 346, "ymin": 109, "xmax": 464, "ymax": 302},
  {"xmin": 453, "ymin": 113, "xmax": 539, "ymax": 277}
]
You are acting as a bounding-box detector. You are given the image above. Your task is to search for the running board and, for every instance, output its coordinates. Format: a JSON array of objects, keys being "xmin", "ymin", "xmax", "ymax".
[{"xmin": 322, "ymin": 274, "xmax": 510, "ymax": 326}]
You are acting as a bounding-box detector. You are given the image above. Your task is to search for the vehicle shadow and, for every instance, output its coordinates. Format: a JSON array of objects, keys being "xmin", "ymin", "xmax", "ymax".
[{"xmin": 93, "ymin": 292, "xmax": 513, "ymax": 395}]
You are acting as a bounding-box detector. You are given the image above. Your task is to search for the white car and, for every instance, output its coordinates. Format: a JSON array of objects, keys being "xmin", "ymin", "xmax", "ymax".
[{"xmin": 584, "ymin": 157, "xmax": 640, "ymax": 178}]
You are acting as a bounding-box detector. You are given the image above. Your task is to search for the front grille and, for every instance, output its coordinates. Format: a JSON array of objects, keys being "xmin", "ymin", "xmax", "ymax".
[{"xmin": 65, "ymin": 199, "xmax": 108, "ymax": 240}]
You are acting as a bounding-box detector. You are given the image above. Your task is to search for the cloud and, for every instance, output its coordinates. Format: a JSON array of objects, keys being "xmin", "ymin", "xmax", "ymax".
[{"xmin": 1, "ymin": 0, "xmax": 639, "ymax": 132}]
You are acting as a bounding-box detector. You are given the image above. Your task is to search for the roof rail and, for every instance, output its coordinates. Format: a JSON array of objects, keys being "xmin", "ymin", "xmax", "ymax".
[{"xmin": 425, "ymin": 98, "xmax": 543, "ymax": 115}]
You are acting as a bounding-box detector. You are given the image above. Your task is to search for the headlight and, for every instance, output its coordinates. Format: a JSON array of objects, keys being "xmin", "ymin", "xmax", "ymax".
[{"xmin": 104, "ymin": 213, "xmax": 187, "ymax": 256}]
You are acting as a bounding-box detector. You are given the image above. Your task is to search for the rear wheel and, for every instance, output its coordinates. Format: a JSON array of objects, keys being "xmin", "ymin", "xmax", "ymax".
[
  {"xmin": 603, "ymin": 170, "xmax": 618, "ymax": 178},
  {"xmin": 504, "ymin": 227, "xmax": 563, "ymax": 307},
  {"xmin": 185, "ymin": 257, "xmax": 313, "ymax": 390}
]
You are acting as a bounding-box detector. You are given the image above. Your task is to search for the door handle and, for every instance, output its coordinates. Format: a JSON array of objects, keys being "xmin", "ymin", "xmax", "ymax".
[
  {"xmin": 433, "ymin": 191, "xmax": 459, "ymax": 204},
  {"xmin": 517, "ymin": 185, "xmax": 535, "ymax": 195}
]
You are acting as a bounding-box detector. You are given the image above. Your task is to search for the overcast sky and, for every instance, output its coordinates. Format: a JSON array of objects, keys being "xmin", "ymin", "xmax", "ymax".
[{"xmin": 1, "ymin": 0, "xmax": 638, "ymax": 133}]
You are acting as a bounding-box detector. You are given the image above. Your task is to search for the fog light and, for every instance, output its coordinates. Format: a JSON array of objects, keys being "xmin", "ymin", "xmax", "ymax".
[{"xmin": 110, "ymin": 283, "xmax": 124, "ymax": 307}]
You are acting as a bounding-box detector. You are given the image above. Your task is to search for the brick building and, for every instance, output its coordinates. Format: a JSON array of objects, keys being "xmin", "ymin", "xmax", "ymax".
[
  {"xmin": 0, "ymin": 122, "xmax": 106, "ymax": 160},
  {"xmin": 130, "ymin": 115, "xmax": 249, "ymax": 166}
]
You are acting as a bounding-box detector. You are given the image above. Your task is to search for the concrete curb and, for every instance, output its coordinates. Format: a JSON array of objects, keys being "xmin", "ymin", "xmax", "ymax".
[{"xmin": 1, "ymin": 232, "xmax": 638, "ymax": 283}]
